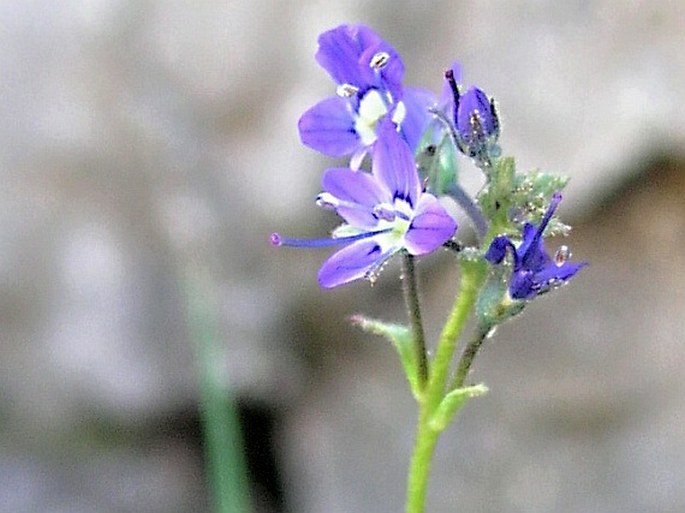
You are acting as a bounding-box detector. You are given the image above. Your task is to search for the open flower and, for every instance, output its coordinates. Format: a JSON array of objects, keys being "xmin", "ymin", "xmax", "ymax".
[
  {"xmin": 485, "ymin": 192, "xmax": 586, "ymax": 300},
  {"xmin": 298, "ymin": 24, "xmax": 436, "ymax": 168},
  {"xmin": 272, "ymin": 124, "xmax": 457, "ymax": 288}
]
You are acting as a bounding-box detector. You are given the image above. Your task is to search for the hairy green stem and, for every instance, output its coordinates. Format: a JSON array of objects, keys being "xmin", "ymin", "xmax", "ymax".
[
  {"xmin": 405, "ymin": 259, "xmax": 487, "ymax": 513},
  {"xmin": 405, "ymin": 410, "xmax": 440, "ymax": 513},
  {"xmin": 452, "ymin": 324, "xmax": 490, "ymax": 390},
  {"xmin": 402, "ymin": 252, "xmax": 429, "ymax": 389},
  {"xmin": 425, "ymin": 259, "xmax": 487, "ymax": 411}
]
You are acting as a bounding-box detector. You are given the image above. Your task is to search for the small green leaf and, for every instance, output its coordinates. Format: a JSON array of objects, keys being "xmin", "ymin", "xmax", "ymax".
[
  {"xmin": 429, "ymin": 383, "xmax": 489, "ymax": 432},
  {"xmin": 351, "ymin": 315, "xmax": 420, "ymax": 399},
  {"xmin": 476, "ymin": 269, "xmax": 526, "ymax": 328}
]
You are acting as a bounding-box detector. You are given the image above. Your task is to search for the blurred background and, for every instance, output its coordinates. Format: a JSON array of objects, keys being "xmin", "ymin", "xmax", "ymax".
[{"xmin": 1, "ymin": 1, "xmax": 684, "ymax": 512}]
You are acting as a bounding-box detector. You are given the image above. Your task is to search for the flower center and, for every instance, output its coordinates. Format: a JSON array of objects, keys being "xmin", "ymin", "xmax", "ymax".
[
  {"xmin": 354, "ymin": 89, "xmax": 406, "ymax": 145},
  {"xmin": 370, "ymin": 199, "xmax": 412, "ymax": 250}
]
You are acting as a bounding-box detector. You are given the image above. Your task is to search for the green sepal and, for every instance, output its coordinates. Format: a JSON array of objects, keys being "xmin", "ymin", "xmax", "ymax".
[
  {"xmin": 510, "ymin": 170, "xmax": 570, "ymax": 235},
  {"xmin": 478, "ymin": 156, "xmax": 516, "ymax": 233},
  {"xmin": 351, "ymin": 315, "xmax": 421, "ymax": 400},
  {"xmin": 476, "ymin": 267, "xmax": 526, "ymax": 328},
  {"xmin": 478, "ymin": 158, "xmax": 571, "ymax": 238},
  {"xmin": 416, "ymin": 129, "xmax": 458, "ymax": 196},
  {"xmin": 429, "ymin": 383, "xmax": 489, "ymax": 432}
]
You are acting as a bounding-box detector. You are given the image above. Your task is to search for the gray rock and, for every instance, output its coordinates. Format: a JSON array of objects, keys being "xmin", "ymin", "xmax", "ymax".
[{"xmin": 0, "ymin": 1, "xmax": 683, "ymax": 512}]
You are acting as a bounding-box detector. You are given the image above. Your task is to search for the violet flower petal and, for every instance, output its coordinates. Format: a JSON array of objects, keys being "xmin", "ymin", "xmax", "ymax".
[
  {"xmin": 404, "ymin": 194, "xmax": 457, "ymax": 255},
  {"xmin": 321, "ymin": 168, "xmax": 391, "ymax": 228},
  {"xmin": 532, "ymin": 261, "xmax": 588, "ymax": 287},
  {"xmin": 372, "ymin": 122, "xmax": 421, "ymax": 207},
  {"xmin": 399, "ymin": 87, "xmax": 437, "ymax": 151},
  {"xmin": 315, "ymin": 24, "xmax": 404, "ymax": 98},
  {"xmin": 317, "ymin": 238, "xmax": 393, "ymax": 288},
  {"xmin": 315, "ymin": 25, "xmax": 404, "ymax": 99},
  {"xmin": 357, "ymin": 40, "xmax": 404, "ymax": 99},
  {"xmin": 518, "ymin": 223, "xmax": 551, "ymax": 271},
  {"xmin": 484, "ymin": 235, "xmax": 513, "ymax": 265},
  {"xmin": 509, "ymin": 270, "xmax": 537, "ymax": 300},
  {"xmin": 316, "ymin": 24, "xmax": 379, "ymax": 90},
  {"xmin": 298, "ymin": 96, "xmax": 359, "ymax": 156}
]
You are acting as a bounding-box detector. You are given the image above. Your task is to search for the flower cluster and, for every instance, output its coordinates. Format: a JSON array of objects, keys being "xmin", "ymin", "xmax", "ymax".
[{"xmin": 272, "ymin": 23, "xmax": 585, "ymax": 304}]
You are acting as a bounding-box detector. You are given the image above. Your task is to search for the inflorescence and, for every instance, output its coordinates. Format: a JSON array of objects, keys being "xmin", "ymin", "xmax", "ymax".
[{"xmin": 272, "ymin": 23, "xmax": 585, "ymax": 305}]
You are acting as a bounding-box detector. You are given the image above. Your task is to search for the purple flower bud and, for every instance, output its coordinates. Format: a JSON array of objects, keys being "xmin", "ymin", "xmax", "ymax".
[
  {"xmin": 444, "ymin": 67, "xmax": 500, "ymax": 160},
  {"xmin": 456, "ymin": 87, "xmax": 498, "ymax": 148}
]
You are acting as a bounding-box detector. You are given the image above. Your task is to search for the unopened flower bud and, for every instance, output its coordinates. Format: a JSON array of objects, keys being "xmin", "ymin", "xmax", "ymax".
[{"xmin": 455, "ymin": 87, "xmax": 499, "ymax": 154}]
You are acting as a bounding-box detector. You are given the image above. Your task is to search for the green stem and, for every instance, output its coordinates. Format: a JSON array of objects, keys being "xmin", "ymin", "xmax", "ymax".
[
  {"xmin": 425, "ymin": 259, "xmax": 487, "ymax": 411},
  {"xmin": 185, "ymin": 269, "xmax": 250, "ymax": 513},
  {"xmin": 451, "ymin": 324, "xmax": 490, "ymax": 390},
  {"xmin": 405, "ymin": 410, "xmax": 440, "ymax": 513},
  {"xmin": 402, "ymin": 252, "xmax": 428, "ymax": 390},
  {"xmin": 405, "ymin": 259, "xmax": 487, "ymax": 513}
]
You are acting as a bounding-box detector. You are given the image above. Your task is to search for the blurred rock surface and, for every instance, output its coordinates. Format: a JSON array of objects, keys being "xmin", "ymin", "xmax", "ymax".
[{"xmin": 0, "ymin": 1, "xmax": 683, "ymax": 512}]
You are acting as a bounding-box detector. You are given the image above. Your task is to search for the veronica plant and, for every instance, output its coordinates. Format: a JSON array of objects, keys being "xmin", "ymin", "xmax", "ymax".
[{"xmin": 272, "ymin": 23, "xmax": 586, "ymax": 513}]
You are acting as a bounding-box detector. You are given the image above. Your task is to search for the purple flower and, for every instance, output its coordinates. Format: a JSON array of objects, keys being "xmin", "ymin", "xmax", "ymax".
[
  {"xmin": 298, "ymin": 24, "xmax": 436, "ymax": 167},
  {"xmin": 272, "ymin": 124, "xmax": 457, "ymax": 288},
  {"xmin": 444, "ymin": 65, "xmax": 499, "ymax": 159},
  {"xmin": 484, "ymin": 193, "xmax": 586, "ymax": 300}
]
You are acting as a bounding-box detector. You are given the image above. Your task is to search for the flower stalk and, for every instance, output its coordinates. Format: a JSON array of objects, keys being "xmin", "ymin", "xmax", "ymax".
[
  {"xmin": 405, "ymin": 258, "xmax": 487, "ymax": 513},
  {"xmin": 402, "ymin": 252, "xmax": 429, "ymax": 390},
  {"xmin": 452, "ymin": 323, "xmax": 491, "ymax": 390}
]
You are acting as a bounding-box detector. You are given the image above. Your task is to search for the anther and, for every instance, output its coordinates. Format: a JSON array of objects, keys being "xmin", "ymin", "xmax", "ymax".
[
  {"xmin": 336, "ymin": 83, "xmax": 359, "ymax": 98},
  {"xmin": 316, "ymin": 193, "xmax": 339, "ymax": 210},
  {"xmin": 369, "ymin": 51, "xmax": 390, "ymax": 70},
  {"xmin": 372, "ymin": 204, "xmax": 396, "ymax": 222}
]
